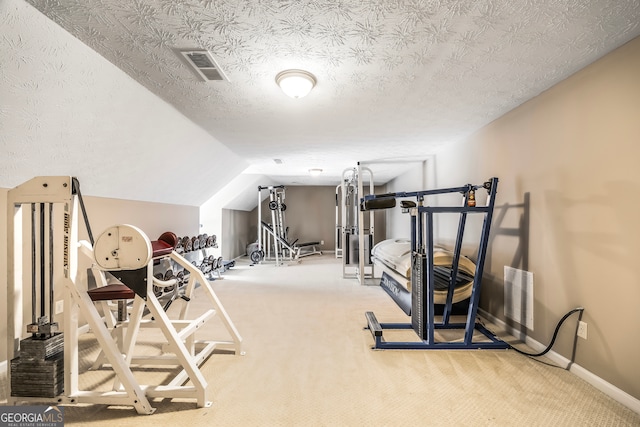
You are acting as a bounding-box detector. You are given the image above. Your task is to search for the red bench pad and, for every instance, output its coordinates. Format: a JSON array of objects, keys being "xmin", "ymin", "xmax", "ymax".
[
  {"xmin": 87, "ymin": 283, "xmax": 135, "ymax": 301},
  {"xmin": 152, "ymin": 240, "xmax": 174, "ymax": 257},
  {"xmin": 152, "ymin": 231, "xmax": 178, "ymax": 257}
]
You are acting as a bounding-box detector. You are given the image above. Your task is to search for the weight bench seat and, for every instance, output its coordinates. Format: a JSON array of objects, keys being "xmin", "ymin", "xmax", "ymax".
[
  {"xmin": 294, "ymin": 242, "xmax": 322, "ymax": 259},
  {"xmin": 297, "ymin": 241, "xmax": 320, "ymax": 248},
  {"xmin": 87, "ymin": 283, "xmax": 135, "ymax": 301}
]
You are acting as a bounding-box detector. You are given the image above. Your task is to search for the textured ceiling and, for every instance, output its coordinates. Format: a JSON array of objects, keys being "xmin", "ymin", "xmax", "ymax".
[{"xmin": 21, "ymin": 0, "xmax": 640, "ymax": 185}]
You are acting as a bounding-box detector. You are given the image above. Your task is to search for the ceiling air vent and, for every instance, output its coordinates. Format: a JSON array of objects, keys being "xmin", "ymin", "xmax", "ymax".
[{"xmin": 179, "ymin": 50, "xmax": 229, "ymax": 82}]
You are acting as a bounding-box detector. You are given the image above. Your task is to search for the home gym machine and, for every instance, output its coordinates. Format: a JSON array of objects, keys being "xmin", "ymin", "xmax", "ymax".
[
  {"xmin": 361, "ymin": 177, "xmax": 509, "ymax": 350},
  {"xmin": 6, "ymin": 176, "xmax": 243, "ymax": 414},
  {"xmin": 250, "ymin": 185, "xmax": 321, "ymax": 265},
  {"xmin": 339, "ymin": 165, "xmax": 376, "ymax": 285}
]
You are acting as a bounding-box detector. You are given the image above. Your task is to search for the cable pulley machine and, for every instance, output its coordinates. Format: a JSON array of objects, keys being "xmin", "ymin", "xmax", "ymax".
[
  {"xmin": 340, "ymin": 165, "xmax": 375, "ymax": 284},
  {"xmin": 251, "ymin": 185, "xmax": 322, "ymax": 265},
  {"xmin": 361, "ymin": 177, "xmax": 509, "ymax": 350},
  {"xmin": 251, "ymin": 185, "xmax": 288, "ymax": 265}
]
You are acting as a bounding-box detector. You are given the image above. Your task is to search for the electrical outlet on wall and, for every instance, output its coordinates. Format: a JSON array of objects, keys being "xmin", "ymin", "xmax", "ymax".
[
  {"xmin": 56, "ymin": 300, "xmax": 64, "ymax": 314},
  {"xmin": 577, "ymin": 321, "xmax": 588, "ymax": 339}
]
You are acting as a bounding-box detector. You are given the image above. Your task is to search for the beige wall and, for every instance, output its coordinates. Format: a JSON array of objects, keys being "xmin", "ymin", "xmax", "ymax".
[
  {"xmin": 1, "ymin": 188, "xmax": 199, "ymax": 364},
  {"xmin": 431, "ymin": 37, "xmax": 640, "ymax": 400},
  {"xmin": 221, "ymin": 208, "xmax": 253, "ymax": 259},
  {"xmin": 80, "ymin": 195, "xmax": 200, "ymax": 241}
]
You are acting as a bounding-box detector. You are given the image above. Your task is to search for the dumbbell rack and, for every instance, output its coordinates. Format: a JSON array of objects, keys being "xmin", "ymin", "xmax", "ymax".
[{"xmin": 152, "ymin": 234, "xmax": 221, "ymax": 301}]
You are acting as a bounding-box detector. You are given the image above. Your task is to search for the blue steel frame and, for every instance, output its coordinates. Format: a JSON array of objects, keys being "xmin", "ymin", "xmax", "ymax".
[{"xmin": 363, "ymin": 177, "xmax": 509, "ymax": 350}]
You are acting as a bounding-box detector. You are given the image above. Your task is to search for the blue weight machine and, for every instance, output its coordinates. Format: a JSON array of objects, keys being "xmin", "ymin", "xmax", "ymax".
[{"xmin": 362, "ymin": 177, "xmax": 509, "ymax": 350}]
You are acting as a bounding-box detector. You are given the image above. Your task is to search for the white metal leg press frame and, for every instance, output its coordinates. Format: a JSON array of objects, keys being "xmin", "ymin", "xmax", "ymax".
[{"xmin": 6, "ymin": 176, "xmax": 243, "ymax": 414}]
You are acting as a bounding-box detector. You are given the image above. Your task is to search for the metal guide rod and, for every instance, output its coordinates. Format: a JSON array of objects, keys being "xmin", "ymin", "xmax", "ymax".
[
  {"xmin": 443, "ymin": 192, "xmax": 469, "ymax": 325},
  {"xmin": 31, "ymin": 204, "xmax": 36, "ymax": 326},
  {"xmin": 49, "ymin": 203, "xmax": 54, "ymax": 323},
  {"xmin": 40, "ymin": 203, "xmax": 45, "ymax": 319}
]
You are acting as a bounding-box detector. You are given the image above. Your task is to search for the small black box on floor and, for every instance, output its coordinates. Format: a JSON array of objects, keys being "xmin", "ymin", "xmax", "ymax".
[{"xmin": 11, "ymin": 333, "xmax": 65, "ymax": 398}]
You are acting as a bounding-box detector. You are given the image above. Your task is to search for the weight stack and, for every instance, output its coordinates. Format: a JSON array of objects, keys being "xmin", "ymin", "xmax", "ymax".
[{"xmin": 11, "ymin": 333, "xmax": 64, "ymax": 398}]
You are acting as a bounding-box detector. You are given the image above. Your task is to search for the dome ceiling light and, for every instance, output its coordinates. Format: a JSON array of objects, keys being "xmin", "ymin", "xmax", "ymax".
[{"xmin": 276, "ymin": 69, "xmax": 317, "ymax": 98}]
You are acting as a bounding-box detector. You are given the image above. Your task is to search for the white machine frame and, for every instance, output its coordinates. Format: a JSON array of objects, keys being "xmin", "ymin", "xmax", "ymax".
[
  {"xmin": 340, "ymin": 164, "xmax": 375, "ymax": 285},
  {"xmin": 6, "ymin": 176, "xmax": 243, "ymax": 415}
]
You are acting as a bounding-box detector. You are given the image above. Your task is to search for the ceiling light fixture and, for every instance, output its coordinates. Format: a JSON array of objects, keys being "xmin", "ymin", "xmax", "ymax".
[
  {"xmin": 309, "ymin": 168, "xmax": 323, "ymax": 176},
  {"xmin": 276, "ymin": 69, "xmax": 316, "ymax": 98}
]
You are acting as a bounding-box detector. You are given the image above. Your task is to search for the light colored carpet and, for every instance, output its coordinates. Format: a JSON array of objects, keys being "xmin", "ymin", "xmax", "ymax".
[{"xmin": 2, "ymin": 254, "xmax": 639, "ymax": 426}]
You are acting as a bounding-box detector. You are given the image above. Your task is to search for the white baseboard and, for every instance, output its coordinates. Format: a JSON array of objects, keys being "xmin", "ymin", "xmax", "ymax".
[{"xmin": 479, "ymin": 309, "xmax": 640, "ymax": 415}]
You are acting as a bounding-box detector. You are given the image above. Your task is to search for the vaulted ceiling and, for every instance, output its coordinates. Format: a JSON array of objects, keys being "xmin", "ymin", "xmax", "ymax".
[{"xmin": 3, "ymin": 0, "xmax": 640, "ymax": 205}]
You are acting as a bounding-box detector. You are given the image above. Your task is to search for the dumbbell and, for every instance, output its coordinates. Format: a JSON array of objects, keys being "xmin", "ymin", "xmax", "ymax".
[
  {"xmin": 153, "ymin": 273, "xmax": 164, "ymax": 297},
  {"xmin": 176, "ymin": 270, "xmax": 185, "ymax": 287},
  {"xmin": 183, "ymin": 236, "xmax": 192, "ymax": 252}
]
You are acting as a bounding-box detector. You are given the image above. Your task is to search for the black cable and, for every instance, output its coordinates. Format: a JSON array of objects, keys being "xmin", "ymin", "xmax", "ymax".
[
  {"xmin": 71, "ymin": 177, "xmax": 94, "ymax": 245},
  {"xmin": 510, "ymin": 307, "xmax": 584, "ymax": 357}
]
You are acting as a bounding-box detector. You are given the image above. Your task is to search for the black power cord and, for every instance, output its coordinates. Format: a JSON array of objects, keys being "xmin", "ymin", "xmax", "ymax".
[{"xmin": 509, "ymin": 307, "xmax": 584, "ymax": 357}]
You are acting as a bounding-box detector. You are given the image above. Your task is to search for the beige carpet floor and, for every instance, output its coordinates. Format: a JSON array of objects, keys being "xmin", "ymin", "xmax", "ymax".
[{"xmin": 2, "ymin": 254, "xmax": 639, "ymax": 426}]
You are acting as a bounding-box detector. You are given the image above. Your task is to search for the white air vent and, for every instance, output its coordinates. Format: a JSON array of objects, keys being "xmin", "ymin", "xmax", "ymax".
[{"xmin": 179, "ymin": 50, "xmax": 229, "ymax": 82}]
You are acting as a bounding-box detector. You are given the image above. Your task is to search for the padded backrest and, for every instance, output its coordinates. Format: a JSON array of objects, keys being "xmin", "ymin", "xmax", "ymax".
[{"xmin": 158, "ymin": 231, "xmax": 178, "ymax": 249}]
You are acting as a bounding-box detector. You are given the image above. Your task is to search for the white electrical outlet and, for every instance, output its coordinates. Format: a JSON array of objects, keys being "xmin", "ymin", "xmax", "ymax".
[
  {"xmin": 577, "ymin": 321, "xmax": 588, "ymax": 339},
  {"xmin": 55, "ymin": 300, "xmax": 64, "ymax": 314}
]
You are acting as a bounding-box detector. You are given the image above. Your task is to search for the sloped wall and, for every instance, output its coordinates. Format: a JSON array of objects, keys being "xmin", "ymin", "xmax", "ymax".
[{"xmin": 0, "ymin": 0, "xmax": 247, "ymax": 207}]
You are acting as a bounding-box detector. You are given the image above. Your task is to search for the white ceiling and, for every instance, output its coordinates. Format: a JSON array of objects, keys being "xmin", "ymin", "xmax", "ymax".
[{"xmin": 12, "ymin": 1, "xmax": 640, "ymax": 190}]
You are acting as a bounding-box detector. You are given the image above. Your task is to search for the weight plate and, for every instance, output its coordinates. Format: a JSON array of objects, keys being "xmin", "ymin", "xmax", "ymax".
[{"xmin": 250, "ymin": 250, "xmax": 264, "ymax": 263}]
